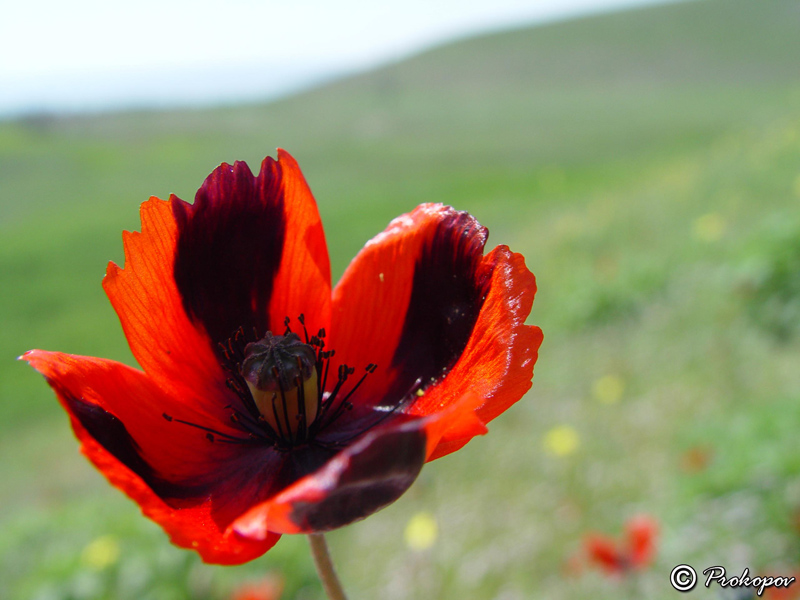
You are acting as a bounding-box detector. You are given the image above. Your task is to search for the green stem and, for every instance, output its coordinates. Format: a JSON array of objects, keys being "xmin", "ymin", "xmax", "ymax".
[{"xmin": 308, "ymin": 533, "xmax": 348, "ymax": 600}]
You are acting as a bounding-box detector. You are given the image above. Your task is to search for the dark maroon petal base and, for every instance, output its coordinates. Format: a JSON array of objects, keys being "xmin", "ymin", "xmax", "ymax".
[
  {"xmin": 171, "ymin": 159, "xmax": 286, "ymax": 346},
  {"xmin": 290, "ymin": 425, "xmax": 427, "ymax": 531},
  {"xmin": 61, "ymin": 387, "xmax": 157, "ymax": 484},
  {"xmin": 233, "ymin": 418, "xmax": 429, "ymax": 536},
  {"xmin": 366, "ymin": 210, "xmax": 493, "ymax": 416}
]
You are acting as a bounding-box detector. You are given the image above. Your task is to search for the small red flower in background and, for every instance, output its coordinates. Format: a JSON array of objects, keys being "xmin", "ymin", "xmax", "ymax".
[
  {"xmin": 584, "ymin": 515, "xmax": 659, "ymax": 576},
  {"xmin": 231, "ymin": 574, "xmax": 284, "ymax": 600},
  {"xmin": 24, "ymin": 150, "xmax": 542, "ymax": 565},
  {"xmin": 762, "ymin": 572, "xmax": 800, "ymax": 600}
]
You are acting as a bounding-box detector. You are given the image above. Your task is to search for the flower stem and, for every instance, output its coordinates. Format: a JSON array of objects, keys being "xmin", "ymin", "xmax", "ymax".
[{"xmin": 308, "ymin": 533, "xmax": 348, "ymax": 600}]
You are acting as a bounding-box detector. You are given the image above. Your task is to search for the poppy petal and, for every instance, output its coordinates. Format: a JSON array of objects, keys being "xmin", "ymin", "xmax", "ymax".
[
  {"xmin": 171, "ymin": 150, "xmax": 331, "ymax": 348},
  {"xmin": 232, "ymin": 416, "xmax": 429, "ymax": 537},
  {"xmin": 268, "ymin": 149, "xmax": 332, "ymax": 338},
  {"xmin": 585, "ymin": 534, "xmax": 625, "ymax": 574},
  {"xmin": 411, "ymin": 245, "xmax": 543, "ymax": 461},
  {"xmin": 626, "ymin": 515, "xmax": 658, "ymax": 567},
  {"xmin": 330, "ymin": 204, "xmax": 491, "ymax": 415},
  {"xmin": 23, "ymin": 350, "xmax": 279, "ymax": 564},
  {"xmin": 103, "ymin": 196, "xmax": 232, "ymax": 420},
  {"xmin": 417, "ymin": 391, "xmax": 489, "ymax": 459},
  {"xmin": 330, "ymin": 204, "xmax": 541, "ymax": 459}
]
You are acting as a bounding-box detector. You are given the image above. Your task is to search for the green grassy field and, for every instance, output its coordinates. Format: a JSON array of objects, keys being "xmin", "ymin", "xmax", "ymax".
[{"xmin": 3, "ymin": 0, "xmax": 800, "ymax": 597}]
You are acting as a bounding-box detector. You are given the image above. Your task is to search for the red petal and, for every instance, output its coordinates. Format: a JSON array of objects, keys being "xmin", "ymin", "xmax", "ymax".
[
  {"xmin": 585, "ymin": 535, "xmax": 625, "ymax": 574},
  {"xmin": 417, "ymin": 391, "xmax": 488, "ymax": 459},
  {"xmin": 626, "ymin": 515, "xmax": 659, "ymax": 568},
  {"xmin": 231, "ymin": 575, "xmax": 284, "ymax": 600},
  {"xmin": 103, "ymin": 197, "xmax": 232, "ymax": 421},
  {"xmin": 233, "ymin": 416, "xmax": 432, "ymax": 537},
  {"xmin": 330, "ymin": 204, "xmax": 490, "ymax": 416},
  {"xmin": 330, "ymin": 204, "xmax": 541, "ymax": 460},
  {"xmin": 412, "ymin": 246, "xmax": 542, "ymax": 461},
  {"xmin": 23, "ymin": 350, "xmax": 279, "ymax": 564},
  {"xmin": 170, "ymin": 150, "xmax": 330, "ymax": 347},
  {"xmin": 268, "ymin": 149, "xmax": 331, "ymax": 338}
]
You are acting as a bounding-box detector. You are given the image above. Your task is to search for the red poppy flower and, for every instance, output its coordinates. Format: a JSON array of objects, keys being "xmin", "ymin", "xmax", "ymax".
[
  {"xmin": 231, "ymin": 574, "xmax": 284, "ymax": 600},
  {"xmin": 584, "ymin": 515, "xmax": 659, "ymax": 575},
  {"xmin": 24, "ymin": 150, "xmax": 542, "ymax": 565}
]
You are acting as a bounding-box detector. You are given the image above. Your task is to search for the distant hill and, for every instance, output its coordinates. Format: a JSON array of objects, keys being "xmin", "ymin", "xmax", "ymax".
[
  {"xmin": 357, "ymin": 0, "xmax": 800, "ymax": 90},
  {"xmin": 264, "ymin": 0, "xmax": 800, "ymax": 166}
]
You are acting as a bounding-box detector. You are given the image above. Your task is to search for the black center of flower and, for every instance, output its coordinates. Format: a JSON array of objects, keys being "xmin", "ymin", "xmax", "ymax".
[{"xmin": 163, "ymin": 315, "xmax": 380, "ymax": 451}]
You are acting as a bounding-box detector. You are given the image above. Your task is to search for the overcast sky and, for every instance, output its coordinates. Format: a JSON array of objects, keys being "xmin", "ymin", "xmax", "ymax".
[{"xmin": 1, "ymin": 0, "xmax": 677, "ymax": 116}]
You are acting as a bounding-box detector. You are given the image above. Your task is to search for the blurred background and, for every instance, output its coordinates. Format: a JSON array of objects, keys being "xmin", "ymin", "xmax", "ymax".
[{"xmin": 2, "ymin": 0, "xmax": 800, "ymax": 598}]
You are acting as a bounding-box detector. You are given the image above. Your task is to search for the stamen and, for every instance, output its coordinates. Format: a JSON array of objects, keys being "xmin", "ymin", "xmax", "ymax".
[
  {"xmin": 340, "ymin": 364, "xmax": 376, "ymax": 403},
  {"xmin": 295, "ymin": 357, "xmax": 308, "ymax": 442},
  {"xmin": 316, "ymin": 392, "xmax": 415, "ymax": 450},
  {"xmin": 328, "ymin": 365, "xmax": 352, "ymax": 402},
  {"xmin": 321, "ymin": 350, "xmax": 334, "ymax": 397},
  {"xmin": 273, "ymin": 366, "xmax": 293, "ymax": 445},
  {"xmin": 321, "ymin": 364, "xmax": 377, "ymax": 428},
  {"xmin": 314, "ymin": 364, "xmax": 354, "ymax": 430},
  {"xmin": 298, "ymin": 313, "xmax": 309, "ymax": 343},
  {"xmin": 294, "ymin": 378, "xmax": 305, "ymax": 442},
  {"xmin": 218, "ymin": 326, "xmax": 260, "ymax": 373},
  {"xmin": 271, "ymin": 393, "xmax": 286, "ymax": 442},
  {"xmin": 229, "ymin": 406, "xmax": 279, "ymax": 442},
  {"xmin": 226, "ymin": 378, "xmax": 260, "ymax": 420},
  {"xmin": 162, "ymin": 412, "xmax": 255, "ymax": 444}
]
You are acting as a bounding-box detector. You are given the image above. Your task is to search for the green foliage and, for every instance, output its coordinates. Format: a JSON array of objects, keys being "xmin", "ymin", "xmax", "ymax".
[
  {"xmin": 741, "ymin": 222, "xmax": 800, "ymax": 341},
  {"xmin": 0, "ymin": 487, "xmax": 319, "ymax": 600}
]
